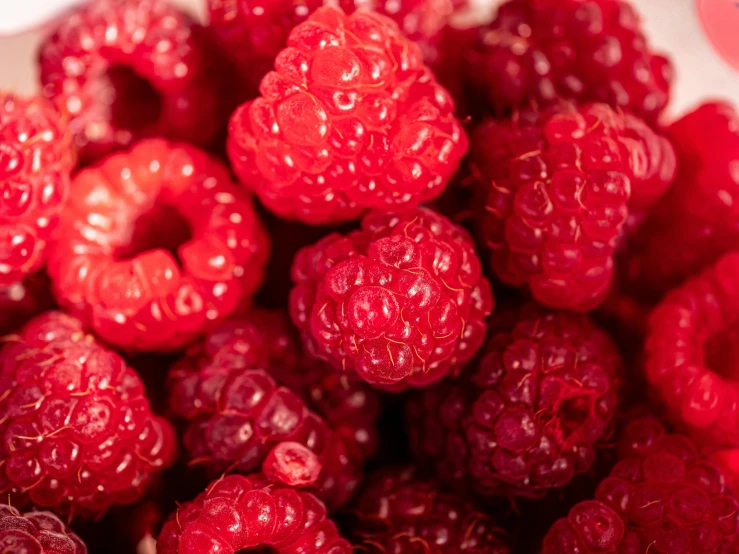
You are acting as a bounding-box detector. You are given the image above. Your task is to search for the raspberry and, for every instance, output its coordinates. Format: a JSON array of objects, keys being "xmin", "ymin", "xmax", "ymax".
[
  {"xmin": 227, "ymin": 6, "xmax": 468, "ymax": 224},
  {"xmin": 289, "ymin": 208, "xmax": 493, "ymax": 389},
  {"xmin": 470, "ymin": 102, "xmax": 674, "ymax": 312},
  {"xmin": 542, "ymin": 416, "xmax": 739, "ymax": 553},
  {"xmin": 624, "ymin": 101, "xmax": 739, "ymax": 298},
  {"xmin": 157, "ymin": 473, "xmax": 351, "ymax": 554},
  {"xmin": 0, "ymin": 92, "xmax": 73, "ymax": 285},
  {"xmin": 407, "ymin": 306, "xmax": 621, "ymax": 498},
  {"xmin": 47, "ymin": 139, "xmax": 269, "ymax": 353},
  {"xmin": 0, "ymin": 311, "xmax": 176, "ymax": 520},
  {"xmin": 0, "ymin": 272, "xmax": 54, "ymax": 336},
  {"xmin": 168, "ymin": 316, "xmax": 366, "ymax": 509},
  {"xmin": 38, "ymin": 0, "xmax": 223, "ymax": 163},
  {"xmin": 0, "ymin": 503, "xmax": 87, "ymax": 553},
  {"xmin": 645, "ymin": 251, "xmax": 739, "ymax": 446},
  {"xmin": 466, "ymin": 0, "xmax": 672, "ymax": 121},
  {"xmin": 347, "ymin": 466, "xmax": 511, "ymax": 554}
]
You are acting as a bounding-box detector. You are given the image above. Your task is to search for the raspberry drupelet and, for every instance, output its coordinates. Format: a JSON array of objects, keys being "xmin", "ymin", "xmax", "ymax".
[
  {"xmin": 0, "ymin": 311, "xmax": 176, "ymax": 520},
  {"xmin": 542, "ymin": 416, "xmax": 739, "ymax": 553},
  {"xmin": 0, "ymin": 272, "xmax": 54, "ymax": 336},
  {"xmin": 470, "ymin": 102, "xmax": 674, "ymax": 312},
  {"xmin": 645, "ymin": 251, "xmax": 739, "ymax": 446},
  {"xmin": 347, "ymin": 466, "xmax": 511, "ymax": 554},
  {"xmin": 157, "ymin": 473, "xmax": 352, "ymax": 554},
  {"xmin": 38, "ymin": 0, "xmax": 223, "ymax": 163},
  {"xmin": 466, "ymin": 0, "xmax": 672, "ymax": 121},
  {"xmin": 1, "ymin": 92, "xmax": 73, "ymax": 286},
  {"xmin": 0, "ymin": 503, "xmax": 87, "ymax": 553},
  {"xmin": 47, "ymin": 139, "xmax": 270, "ymax": 353},
  {"xmin": 227, "ymin": 6, "xmax": 468, "ymax": 224},
  {"xmin": 289, "ymin": 208, "xmax": 493, "ymax": 390},
  {"xmin": 624, "ymin": 101, "xmax": 739, "ymax": 299},
  {"xmin": 407, "ymin": 306, "xmax": 622, "ymax": 498}
]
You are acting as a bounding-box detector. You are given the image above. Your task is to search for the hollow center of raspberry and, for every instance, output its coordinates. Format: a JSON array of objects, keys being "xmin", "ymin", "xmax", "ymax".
[
  {"xmin": 704, "ymin": 324, "xmax": 739, "ymax": 381},
  {"xmin": 106, "ymin": 65, "xmax": 162, "ymax": 135},
  {"xmin": 115, "ymin": 204, "xmax": 192, "ymax": 263},
  {"xmin": 559, "ymin": 396, "xmax": 591, "ymax": 441}
]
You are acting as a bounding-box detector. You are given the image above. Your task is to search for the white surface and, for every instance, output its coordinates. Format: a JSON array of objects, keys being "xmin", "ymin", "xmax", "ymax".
[
  {"xmin": 0, "ymin": 0, "xmax": 83, "ymax": 35},
  {"xmin": 0, "ymin": 0, "xmax": 736, "ymax": 119}
]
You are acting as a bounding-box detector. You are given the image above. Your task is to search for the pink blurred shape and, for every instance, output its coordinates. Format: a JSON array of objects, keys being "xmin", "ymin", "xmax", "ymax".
[{"xmin": 697, "ymin": 0, "xmax": 739, "ymax": 70}]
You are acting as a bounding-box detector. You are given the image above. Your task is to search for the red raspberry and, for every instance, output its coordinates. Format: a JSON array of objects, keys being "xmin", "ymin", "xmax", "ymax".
[
  {"xmin": 227, "ymin": 6, "xmax": 468, "ymax": 224},
  {"xmin": 645, "ymin": 251, "xmax": 739, "ymax": 446},
  {"xmin": 407, "ymin": 306, "xmax": 622, "ymax": 498},
  {"xmin": 0, "ymin": 311, "xmax": 176, "ymax": 520},
  {"xmin": 466, "ymin": 0, "xmax": 672, "ymax": 121},
  {"xmin": 347, "ymin": 466, "xmax": 511, "ymax": 554},
  {"xmin": 624, "ymin": 101, "xmax": 739, "ymax": 298},
  {"xmin": 157, "ymin": 473, "xmax": 351, "ymax": 554},
  {"xmin": 289, "ymin": 208, "xmax": 493, "ymax": 390},
  {"xmin": 168, "ymin": 318, "xmax": 366, "ymax": 509},
  {"xmin": 0, "ymin": 272, "xmax": 54, "ymax": 336},
  {"xmin": 1, "ymin": 92, "xmax": 73, "ymax": 285},
  {"xmin": 470, "ymin": 102, "xmax": 674, "ymax": 312},
  {"xmin": 47, "ymin": 139, "xmax": 269, "ymax": 353},
  {"xmin": 0, "ymin": 503, "xmax": 87, "ymax": 553},
  {"xmin": 542, "ymin": 416, "xmax": 739, "ymax": 553},
  {"xmin": 38, "ymin": 0, "xmax": 223, "ymax": 163}
]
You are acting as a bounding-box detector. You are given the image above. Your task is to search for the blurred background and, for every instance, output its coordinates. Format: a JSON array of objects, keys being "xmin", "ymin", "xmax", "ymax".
[{"xmin": 0, "ymin": 0, "xmax": 737, "ymax": 119}]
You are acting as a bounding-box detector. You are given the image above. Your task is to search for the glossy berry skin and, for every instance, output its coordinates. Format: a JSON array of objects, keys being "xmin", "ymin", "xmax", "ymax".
[
  {"xmin": 227, "ymin": 6, "xmax": 468, "ymax": 224},
  {"xmin": 0, "ymin": 311, "xmax": 176, "ymax": 520},
  {"xmin": 645, "ymin": 251, "xmax": 739, "ymax": 447},
  {"xmin": 0, "ymin": 504, "xmax": 87, "ymax": 553},
  {"xmin": 168, "ymin": 317, "xmax": 365, "ymax": 509},
  {"xmin": 38, "ymin": 0, "xmax": 222, "ymax": 162},
  {"xmin": 1, "ymin": 92, "xmax": 73, "ymax": 286},
  {"xmin": 47, "ymin": 139, "xmax": 269, "ymax": 353},
  {"xmin": 624, "ymin": 102, "xmax": 739, "ymax": 298},
  {"xmin": 290, "ymin": 208, "xmax": 493, "ymax": 390},
  {"xmin": 470, "ymin": 103, "xmax": 674, "ymax": 312},
  {"xmin": 407, "ymin": 307, "xmax": 621, "ymax": 498},
  {"xmin": 542, "ymin": 416, "xmax": 739, "ymax": 553},
  {"xmin": 157, "ymin": 473, "xmax": 351, "ymax": 554},
  {"xmin": 348, "ymin": 466, "xmax": 511, "ymax": 554},
  {"xmin": 467, "ymin": 0, "xmax": 672, "ymax": 121}
]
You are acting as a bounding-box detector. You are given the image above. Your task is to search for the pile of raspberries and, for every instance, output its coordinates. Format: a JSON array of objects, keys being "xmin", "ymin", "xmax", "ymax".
[{"xmin": 1, "ymin": 0, "xmax": 738, "ymax": 552}]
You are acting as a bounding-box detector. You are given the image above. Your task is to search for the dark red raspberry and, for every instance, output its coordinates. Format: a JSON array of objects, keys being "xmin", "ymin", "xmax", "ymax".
[
  {"xmin": 470, "ymin": 102, "xmax": 674, "ymax": 312},
  {"xmin": 47, "ymin": 139, "xmax": 269, "ymax": 353},
  {"xmin": 624, "ymin": 101, "xmax": 739, "ymax": 299},
  {"xmin": 227, "ymin": 6, "xmax": 468, "ymax": 224},
  {"xmin": 38, "ymin": 0, "xmax": 223, "ymax": 163},
  {"xmin": 0, "ymin": 92, "xmax": 73, "ymax": 285},
  {"xmin": 542, "ymin": 416, "xmax": 739, "ymax": 553},
  {"xmin": 645, "ymin": 251, "xmax": 739, "ymax": 446},
  {"xmin": 0, "ymin": 503, "xmax": 87, "ymax": 553},
  {"xmin": 168, "ymin": 318, "xmax": 366, "ymax": 509},
  {"xmin": 347, "ymin": 466, "xmax": 511, "ymax": 554},
  {"xmin": 0, "ymin": 311, "xmax": 176, "ymax": 520},
  {"xmin": 157, "ymin": 473, "xmax": 351, "ymax": 554},
  {"xmin": 290, "ymin": 208, "xmax": 493, "ymax": 390},
  {"xmin": 407, "ymin": 306, "xmax": 621, "ymax": 498},
  {"xmin": 466, "ymin": 0, "xmax": 672, "ymax": 121},
  {"xmin": 0, "ymin": 272, "xmax": 54, "ymax": 336}
]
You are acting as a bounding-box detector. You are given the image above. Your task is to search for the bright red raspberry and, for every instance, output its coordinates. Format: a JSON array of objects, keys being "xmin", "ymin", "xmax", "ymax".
[
  {"xmin": 542, "ymin": 416, "xmax": 739, "ymax": 553},
  {"xmin": 624, "ymin": 101, "xmax": 739, "ymax": 298},
  {"xmin": 38, "ymin": 0, "xmax": 223, "ymax": 163},
  {"xmin": 1, "ymin": 92, "xmax": 73, "ymax": 285},
  {"xmin": 0, "ymin": 311, "xmax": 176, "ymax": 520},
  {"xmin": 347, "ymin": 466, "xmax": 511, "ymax": 554},
  {"xmin": 157, "ymin": 473, "xmax": 351, "ymax": 554},
  {"xmin": 645, "ymin": 251, "xmax": 739, "ymax": 446},
  {"xmin": 470, "ymin": 102, "xmax": 674, "ymax": 312},
  {"xmin": 407, "ymin": 306, "xmax": 621, "ymax": 498},
  {"xmin": 168, "ymin": 316, "xmax": 367, "ymax": 509},
  {"xmin": 290, "ymin": 208, "xmax": 493, "ymax": 390},
  {"xmin": 0, "ymin": 272, "xmax": 54, "ymax": 336},
  {"xmin": 466, "ymin": 0, "xmax": 672, "ymax": 121},
  {"xmin": 227, "ymin": 6, "xmax": 468, "ymax": 224},
  {"xmin": 47, "ymin": 139, "xmax": 269, "ymax": 353},
  {"xmin": 0, "ymin": 503, "xmax": 87, "ymax": 553}
]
